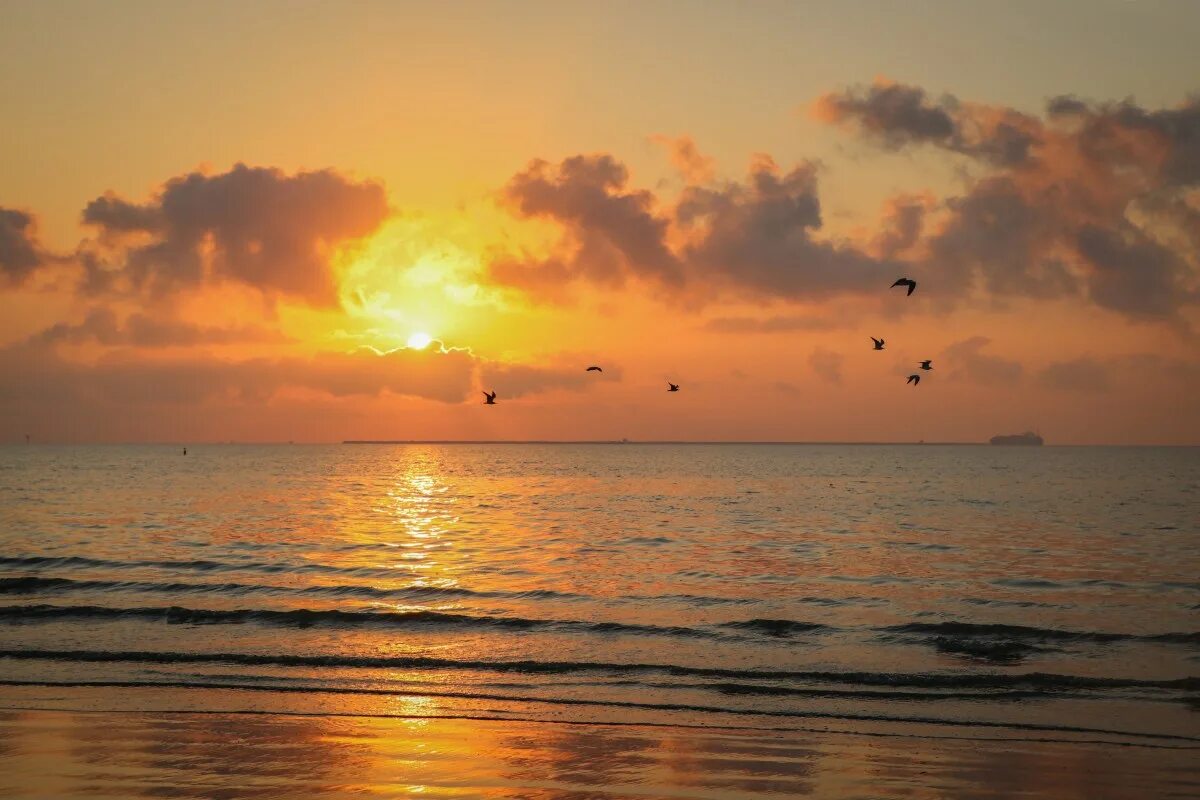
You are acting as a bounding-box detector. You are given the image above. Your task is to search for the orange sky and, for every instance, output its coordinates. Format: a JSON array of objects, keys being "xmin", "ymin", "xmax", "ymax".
[{"xmin": 1, "ymin": 1, "xmax": 1198, "ymax": 444}]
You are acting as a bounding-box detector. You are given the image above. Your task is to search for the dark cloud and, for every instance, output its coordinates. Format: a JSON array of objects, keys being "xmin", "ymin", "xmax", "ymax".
[
  {"xmin": 808, "ymin": 347, "xmax": 843, "ymax": 385},
  {"xmin": 81, "ymin": 163, "xmax": 389, "ymax": 305},
  {"xmin": 487, "ymin": 155, "xmax": 682, "ymax": 297},
  {"xmin": 942, "ymin": 337, "xmax": 1023, "ymax": 386},
  {"xmin": 819, "ymin": 80, "xmax": 1200, "ymax": 320},
  {"xmin": 488, "ymin": 85, "xmax": 1200, "ymax": 320},
  {"xmin": 488, "ymin": 154, "xmax": 893, "ymax": 303},
  {"xmin": 678, "ymin": 156, "xmax": 888, "ymax": 298},
  {"xmin": 814, "ymin": 79, "xmax": 1040, "ymax": 167},
  {"xmin": 1036, "ymin": 357, "xmax": 1111, "ymax": 392},
  {"xmin": 1076, "ymin": 224, "xmax": 1189, "ymax": 318},
  {"xmin": 1046, "ymin": 94, "xmax": 1200, "ymax": 186},
  {"xmin": 925, "ymin": 177, "xmax": 1078, "ymax": 299},
  {"xmin": 0, "ymin": 207, "xmax": 45, "ymax": 286},
  {"xmin": 814, "ymin": 81, "xmax": 957, "ymax": 149},
  {"xmin": 29, "ymin": 308, "xmax": 291, "ymax": 348},
  {"xmin": 872, "ymin": 194, "xmax": 932, "ymax": 258}
]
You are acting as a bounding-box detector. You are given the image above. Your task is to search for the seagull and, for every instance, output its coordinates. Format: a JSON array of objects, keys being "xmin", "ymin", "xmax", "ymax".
[
  {"xmin": 483, "ymin": 390, "xmax": 497, "ymax": 404},
  {"xmin": 891, "ymin": 278, "xmax": 917, "ymax": 296},
  {"xmin": 667, "ymin": 382, "xmax": 680, "ymax": 392},
  {"xmin": 919, "ymin": 360, "xmax": 933, "ymax": 370},
  {"xmin": 906, "ymin": 374, "xmax": 920, "ymax": 386},
  {"xmin": 871, "ymin": 337, "xmax": 885, "ymax": 351},
  {"xmin": 586, "ymin": 366, "xmax": 602, "ymax": 372}
]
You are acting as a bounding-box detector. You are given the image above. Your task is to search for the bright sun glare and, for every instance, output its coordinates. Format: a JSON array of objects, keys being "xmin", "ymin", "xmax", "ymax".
[{"xmin": 406, "ymin": 332, "xmax": 434, "ymax": 350}]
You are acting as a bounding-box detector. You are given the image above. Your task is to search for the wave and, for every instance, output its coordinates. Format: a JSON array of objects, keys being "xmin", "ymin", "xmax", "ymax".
[
  {"xmin": 0, "ymin": 604, "xmax": 724, "ymax": 642},
  {"xmin": 0, "ymin": 574, "xmax": 753, "ymax": 607},
  {"xmin": 0, "ymin": 554, "xmax": 418, "ymax": 579},
  {"xmin": 0, "ymin": 603, "xmax": 741, "ymax": 639},
  {"xmin": 1, "ymin": 598, "xmax": 1195, "ymax": 653},
  {"xmin": 720, "ymin": 619, "xmax": 832, "ymax": 636},
  {"xmin": 1, "ymin": 677, "xmax": 1196, "ymax": 744},
  {"xmin": 1, "ymin": 648, "xmax": 1195, "ymax": 692},
  {"xmin": 884, "ymin": 621, "xmax": 1200, "ymax": 645},
  {"xmin": 0, "ymin": 575, "xmax": 589, "ymax": 603}
]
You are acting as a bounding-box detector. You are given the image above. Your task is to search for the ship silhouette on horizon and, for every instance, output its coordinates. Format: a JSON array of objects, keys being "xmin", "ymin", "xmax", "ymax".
[{"xmin": 989, "ymin": 431, "xmax": 1045, "ymax": 446}]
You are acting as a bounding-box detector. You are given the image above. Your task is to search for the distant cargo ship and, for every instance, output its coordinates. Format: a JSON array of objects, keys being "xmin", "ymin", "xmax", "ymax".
[{"xmin": 989, "ymin": 431, "xmax": 1044, "ymax": 446}]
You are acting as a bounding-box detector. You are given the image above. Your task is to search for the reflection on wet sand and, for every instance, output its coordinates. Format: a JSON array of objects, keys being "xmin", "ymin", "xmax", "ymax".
[{"xmin": 0, "ymin": 707, "xmax": 1195, "ymax": 799}]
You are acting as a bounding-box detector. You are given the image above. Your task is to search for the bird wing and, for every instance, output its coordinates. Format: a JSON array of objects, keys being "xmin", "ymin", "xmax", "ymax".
[{"xmin": 906, "ymin": 281, "xmax": 916, "ymax": 295}]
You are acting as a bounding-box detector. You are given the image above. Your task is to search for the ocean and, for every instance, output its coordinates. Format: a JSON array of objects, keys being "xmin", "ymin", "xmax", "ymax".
[{"xmin": 0, "ymin": 443, "xmax": 1197, "ymax": 798}]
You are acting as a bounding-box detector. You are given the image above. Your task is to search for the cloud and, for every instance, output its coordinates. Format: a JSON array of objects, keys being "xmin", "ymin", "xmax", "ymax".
[
  {"xmin": 1075, "ymin": 224, "xmax": 1188, "ymax": 318},
  {"xmin": 0, "ymin": 335, "xmax": 629, "ymax": 439},
  {"xmin": 28, "ymin": 308, "xmax": 291, "ymax": 348},
  {"xmin": 814, "ymin": 80, "xmax": 957, "ymax": 149},
  {"xmin": 488, "ymin": 153, "xmax": 892, "ymax": 303},
  {"xmin": 0, "ymin": 207, "xmax": 46, "ymax": 286},
  {"xmin": 872, "ymin": 193, "xmax": 934, "ymax": 258},
  {"xmin": 677, "ymin": 155, "xmax": 889, "ymax": 298},
  {"xmin": 487, "ymin": 155, "xmax": 683, "ymax": 298},
  {"xmin": 818, "ymin": 80, "xmax": 1200, "ymax": 321},
  {"xmin": 80, "ymin": 163, "xmax": 389, "ymax": 305},
  {"xmin": 813, "ymin": 78, "xmax": 1041, "ymax": 166},
  {"xmin": 651, "ymin": 134, "xmax": 716, "ymax": 183},
  {"xmin": 807, "ymin": 347, "xmax": 843, "ymax": 385},
  {"xmin": 942, "ymin": 336, "xmax": 1023, "ymax": 386},
  {"xmin": 488, "ymin": 80, "xmax": 1200, "ymax": 319},
  {"xmin": 1036, "ymin": 357, "xmax": 1111, "ymax": 392},
  {"xmin": 477, "ymin": 358, "xmax": 622, "ymax": 399},
  {"xmin": 0, "ymin": 341, "xmax": 478, "ymax": 410}
]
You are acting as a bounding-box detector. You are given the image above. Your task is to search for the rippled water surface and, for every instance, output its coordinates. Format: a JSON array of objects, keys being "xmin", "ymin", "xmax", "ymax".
[{"xmin": 1, "ymin": 443, "xmax": 1197, "ymax": 798}]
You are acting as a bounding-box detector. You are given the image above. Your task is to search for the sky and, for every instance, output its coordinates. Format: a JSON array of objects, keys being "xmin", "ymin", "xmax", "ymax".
[{"xmin": 2, "ymin": 0, "xmax": 1198, "ymax": 444}]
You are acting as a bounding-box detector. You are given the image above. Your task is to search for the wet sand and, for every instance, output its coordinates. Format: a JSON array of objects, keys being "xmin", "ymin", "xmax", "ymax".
[{"xmin": 1, "ymin": 687, "xmax": 1197, "ymax": 799}]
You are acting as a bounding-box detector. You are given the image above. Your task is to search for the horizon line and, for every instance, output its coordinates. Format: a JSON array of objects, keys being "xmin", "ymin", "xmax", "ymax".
[{"xmin": 5, "ymin": 440, "xmax": 1197, "ymax": 447}]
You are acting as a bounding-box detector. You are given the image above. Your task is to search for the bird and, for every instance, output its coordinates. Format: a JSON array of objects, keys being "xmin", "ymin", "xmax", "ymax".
[
  {"xmin": 871, "ymin": 337, "xmax": 885, "ymax": 351},
  {"xmin": 667, "ymin": 382, "xmax": 680, "ymax": 392},
  {"xmin": 483, "ymin": 390, "xmax": 497, "ymax": 404},
  {"xmin": 586, "ymin": 366, "xmax": 602, "ymax": 372},
  {"xmin": 891, "ymin": 278, "xmax": 917, "ymax": 296},
  {"xmin": 906, "ymin": 374, "xmax": 920, "ymax": 386},
  {"xmin": 919, "ymin": 360, "xmax": 933, "ymax": 370}
]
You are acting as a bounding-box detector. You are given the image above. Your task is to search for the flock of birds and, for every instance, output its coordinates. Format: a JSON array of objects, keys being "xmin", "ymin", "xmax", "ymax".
[{"xmin": 482, "ymin": 277, "xmax": 926, "ymax": 403}]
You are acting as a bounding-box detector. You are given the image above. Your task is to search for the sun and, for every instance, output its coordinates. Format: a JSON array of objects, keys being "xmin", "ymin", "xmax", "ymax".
[{"xmin": 406, "ymin": 331, "xmax": 434, "ymax": 350}]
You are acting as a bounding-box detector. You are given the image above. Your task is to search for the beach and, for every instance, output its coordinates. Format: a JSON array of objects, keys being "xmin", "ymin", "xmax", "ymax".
[{"xmin": 0, "ymin": 443, "xmax": 1197, "ymax": 798}]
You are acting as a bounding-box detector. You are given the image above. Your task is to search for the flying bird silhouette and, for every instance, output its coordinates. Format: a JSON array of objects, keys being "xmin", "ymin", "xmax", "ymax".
[
  {"xmin": 891, "ymin": 278, "xmax": 917, "ymax": 296},
  {"xmin": 906, "ymin": 374, "xmax": 920, "ymax": 386},
  {"xmin": 871, "ymin": 337, "xmax": 885, "ymax": 351},
  {"xmin": 919, "ymin": 360, "xmax": 933, "ymax": 370},
  {"xmin": 667, "ymin": 382, "xmax": 680, "ymax": 392},
  {"xmin": 483, "ymin": 390, "xmax": 497, "ymax": 404},
  {"xmin": 586, "ymin": 366, "xmax": 602, "ymax": 372}
]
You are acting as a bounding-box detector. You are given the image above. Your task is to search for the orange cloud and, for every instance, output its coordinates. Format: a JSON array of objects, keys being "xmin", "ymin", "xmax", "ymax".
[
  {"xmin": 79, "ymin": 164, "xmax": 389, "ymax": 306},
  {"xmin": 651, "ymin": 134, "xmax": 716, "ymax": 184}
]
